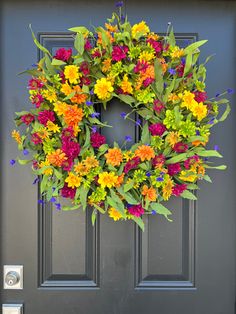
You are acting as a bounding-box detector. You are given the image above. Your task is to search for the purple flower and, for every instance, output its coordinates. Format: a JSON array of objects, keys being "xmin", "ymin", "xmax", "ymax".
[
  {"xmin": 164, "ymin": 82, "xmax": 167, "ymax": 89},
  {"xmin": 55, "ymin": 203, "xmax": 61, "ymax": 210},
  {"xmin": 214, "ymin": 145, "xmax": 219, "ymax": 151},
  {"xmin": 91, "ymin": 112, "xmax": 100, "ymax": 118},
  {"xmin": 156, "ymin": 177, "xmax": 164, "ymax": 182},
  {"xmin": 23, "ymin": 149, "xmax": 29, "ymax": 156},
  {"xmin": 227, "ymin": 88, "xmax": 234, "ymax": 94},
  {"xmin": 32, "ymin": 177, "xmax": 39, "ymax": 185},
  {"xmin": 196, "ymin": 130, "xmax": 200, "ymax": 136},
  {"xmin": 135, "ymin": 119, "xmax": 141, "ymax": 126},
  {"xmin": 10, "ymin": 159, "xmax": 16, "ymax": 166},
  {"xmin": 38, "ymin": 199, "xmax": 45, "ymax": 204},
  {"xmin": 168, "ymin": 68, "xmax": 176, "ymax": 75},
  {"xmin": 146, "ymin": 171, "xmax": 151, "ymax": 177},
  {"xmin": 50, "ymin": 197, "xmax": 56, "ymax": 203},
  {"xmin": 208, "ymin": 118, "xmax": 215, "ymax": 125},
  {"xmin": 120, "ymin": 112, "xmax": 127, "ymax": 118},
  {"xmin": 151, "ymin": 210, "xmax": 156, "ymax": 215},
  {"xmin": 121, "ymin": 14, "xmax": 125, "ymax": 23},
  {"xmin": 115, "ymin": 0, "xmax": 123, "ymax": 7},
  {"xmin": 86, "ymin": 101, "xmax": 93, "ymax": 106},
  {"xmin": 125, "ymin": 135, "xmax": 132, "ymax": 142},
  {"xmin": 90, "ymin": 89, "xmax": 94, "ymax": 95},
  {"xmin": 91, "ymin": 126, "xmax": 97, "ymax": 133},
  {"xmin": 215, "ymin": 93, "xmax": 220, "ymax": 98}
]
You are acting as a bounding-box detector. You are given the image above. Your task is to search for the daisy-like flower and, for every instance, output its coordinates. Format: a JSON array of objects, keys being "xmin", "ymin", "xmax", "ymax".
[
  {"xmin": 166, "ymin": 132, "xmax": 180, "ymax": 147},
  {"xmin": 47, "ymin": 149, "xmax": 67, "ymax": 167},
  {"xmin": 64, "ymin": 105, "xmax": 84, "ymax": 127},
  {"xmin": 108, "ymin": 207, "xmax": 123, "ymax": 221},
  {"xmin": 98, "ymin": 172, "xmax": 118, "ymax": 188},
  {"xmin": 94, "ymin": 78, "xmax": 114, "ymax": 100},
  {"xmin": 65, "ymin": 172, "xmax": 82, "ymax": 188},
  {"xmin": 134, "ymin": 145, "xmax": 155, "ymax": 161},
  {"xmin": 60, "ymin": 183, "xmax": 76, "ymax": 199},
  {"xmin": 142, "ymin": 185, "xmax": 157, "ymax": 201},
  {"xmin": 162, "ymin": 178, "xmax": 174, "ymax": 200},
  {"xmin": 120, "ymin": 74, "xmax": 133, "ymax": 94},
  {"xmin": 61, "ymin": 82, "xmax": 73, "ymax": 96},
  {"xmin": 12, "ymin": 130, "xmax": 22, "ymax": 144},
  {"xmin": 131, "ymin": 21, "xmax": 150, "ymax": 39},
  {"xmin": 83, "ymin": 156, "xmax": 99, "ymax": 169},
  {"xmin": 191, "ymin": 102, "xmax": 208, "ymax": 121},
  {"xmin": 171, "ymin": 46, "xmax": 185, "ymax": 59},
  {"xmin": 46, "ymin": 121, "xmax": 60, "ymax": 133},
  {"xmin": 71, "ymin": 85, "xmax": 87, "ymax": 104},
  {"xmin": 64, "ymin": 65, "xmax": 81, "ymax": 84},
  {"xmin": 105, "ymin": 148, "xmax": 123, "ymax": 167},
  {"xmin": 21, "ymin": 113, "xmax": 35, "ymax": 125}
]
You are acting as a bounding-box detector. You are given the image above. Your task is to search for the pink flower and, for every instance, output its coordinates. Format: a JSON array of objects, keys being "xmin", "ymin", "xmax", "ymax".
[
  {"xmin": 80, "ymin": 61, "xmax": 90, "ymax": 76},
  {"xmin": 184, "ymin": 155, "xmax": 200, "ymax": 169},
  {"xmin": 60, "ymin": 71, "xmax": 66, "ymax": 83},
  {"xmin": 167, "ymin": 163, "xmax": 181, "ymax": 176},
  {"xmin": 85, "ymin": 39, "xmax": 92, "ymax": 51},
  {"xmin": 152, "ymin": 154, "xmax": 165, "ymax": 168},
  {"xmin": 61, "ymin": 127, "xmax": 75, "ymax": 140},
  {"xmin": 124, "ymin": 157, "xmax": 140, "ymax": 174},
  {"xmin": 92, "ymin": 50, "xmax": 101, "ymax": 58},
  {"xmin": 54, "ymin": 48, "xmax": 72, "ymax": 62},
  {"xmin": 194, "ymin": 91, "xmax": 207, "ymax": 103},
  {"xmin": 153, "ymin": 99, "xmax": 165, "ymax": 114},
  {"xmin": 127, "ymin": 204, "xmax": 145, "ymax": 217},
  {"xmin": 21, "ymin": 113, "xmax": 35, "ymax": 125},
  {"xmin": 31, "ymin": 93, "xmax": 44, "ymax": 108},
  {"xmin": 61, "ymin": 183, "xmax": 76, "ymax": 199},
  {"xmin": 173, "ymin": 142, "xmax": 188, "ymax": 153},
  {"xmin": 38, "ymin": 110, "xmax": 55, "ymax": 126},
  {"xmin": 31, "ymin": 133, "xmax": 42, "ymax": 145},
  {"xmin": 61, "ymin": 158, "xmax": 73, "ymax": 171},
  {"xmin": 62, "ymin": 139, "xmax": 80, "ymax": 159},
  {"xmin": 81, "ymin": 76, "xmax": 91, "ymax": 85},
  {"xmin": 143, "ymin": 77, "xmax": 155, "ymax": 87},
  {"xmin": 149, "ymin": 123, "xmax": 166, "ymax": 136},
  {"xmin": 176, "ymin": 62, "xmax": 185, "ymax": 77},
  {"xmin": 134, "ymin": 60, "xmax": 149, "ymax": 74},
  {"xmin": 112, "ymin": 45, "xmax": 128, "ymax": 61},
  {"xmin": 90, "ymin": 132, "xmax": 106, "ymax": 148},
  {"xmin": 172, "ymin": 184, "xmax": 187, "ymax": 196},
  {"xmin": 28, "ymin": 78, "xmax": 44, "ymax": 90},
  {"xmin": 147, "ymin": 38, "xmax": 163, "ymax": 54}
]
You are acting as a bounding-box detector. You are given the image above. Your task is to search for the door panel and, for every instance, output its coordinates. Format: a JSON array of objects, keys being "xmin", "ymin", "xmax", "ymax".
[{"xmin": 1, "ymin": 0, "xmax": 236, "ymax": 313}]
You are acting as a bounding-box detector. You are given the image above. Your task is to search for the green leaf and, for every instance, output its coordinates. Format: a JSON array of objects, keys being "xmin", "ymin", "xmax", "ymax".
[
  {"xmin": 79, "ymin": 186, "xmax": 89, "ymax": 211},
  {"xmin": 40, "ymin": 175, "xmax": 49, "ymax": 194},
  {"xmin": 180, "ymin": 190, "xmax": 197, "ymax": 200},
  {"xmin": 184, "ymin": 39, "xmax": 208, "ymax": 55},
  {"xmin": 124, "ymin": 180, "xmax": 134, "ymax": 192},
  {"xmin": 17, "ymin": 159, "xmax": 32, "ymax": 165},
  {"xmin": 45, "ymin": 54, "xmax": 55, "ymax": 73},
  {"xmin": 168, "ymin": 27, "xmax": 176, "ymax": 46},
  {"xmin": 204, "ymin": 164, "xmax": 227, "ymax": 170},
  {"xmin": 91, "ymin": 210, "xmax": 97, "ymax": 226},
  {"xmin": 141, "ymin": 123, "xmax": 150, "ymax": 144},
  {"xmin": 150, "ymin": 203, "xmax": 172, "ymax": 221},
  {"xmin": 51, "ymin": 59, "xmax": 66, "ymax": 66},
  {"xmin": 218, "ymin": 102, "xmax": 231, "ymax": 122},
  {"xmin": 154, "ymin": 59, "xmax": 163, "ymax": 94},
  {"xmin": 188, "ymin": 135, "xmax": 206, "ymax": 142},
  {"xmin": 62, "ymin": 204, "xmax": 81, "ymax": 211},
  {"xmin": 166, "ymin": 153, "xmax": 188, "ymax": 164},
  {"xmin": 110, "ymin": 189, "xmax": 125, "ymax": 213},
  {"xmin": 187, "ymin": 183, "xmax": 199, "ymax": 190},
  {"xmin": 203, "ymin": 175, "xmax": 212, "ymax": 183},
  {"xmin": 131, "ymin": 216, "xmax": 145, "ymax": 231},
  {"xmin": 68, "ymin": 26, "xmax": 89, "ymax": 33},
  {"xmin": 93, "ymin": 203, "xmax": 106, "ymax": 214},
  {"xmin": 116, "ymin": 187, "xmax": 139, "ymax": 205},
  {"xmin": 63, "ymin": 91, "xmax": 76, "ymax": 101},
  {"xmin": 117, "ymin": 94, "xmax": 135, "ymax": 105},
  {"xmin": 184, "ymin": 53, "xmax": 192, "ymax": 75},
  {"xmin": 74, "ymin": 33, "xmax": 84, "ymax": 55},
  {"xmin": 196, "ymin": 150, "xmax": 222, "ymax": 158},
  {"xmin": 29, "ymin": 24, "xmax": 51, "ymax": 56}
]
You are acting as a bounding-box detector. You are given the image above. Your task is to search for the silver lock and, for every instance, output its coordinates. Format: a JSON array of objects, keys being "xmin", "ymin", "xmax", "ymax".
[{"xmin": 3, "ymin": 266, "xmax": 23, "ymax": 290}]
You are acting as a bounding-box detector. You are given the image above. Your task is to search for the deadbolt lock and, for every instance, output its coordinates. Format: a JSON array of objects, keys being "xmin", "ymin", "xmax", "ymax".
[
  {"xmin": 3, "ymin": 265, "xmax": 23, "ymax": 289},
  {"xmin": 5, "ymin": 271, "xmax": 20, "ymax": 286}
]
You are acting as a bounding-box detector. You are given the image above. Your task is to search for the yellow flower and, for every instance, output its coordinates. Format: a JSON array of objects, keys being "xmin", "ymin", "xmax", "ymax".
[
  {"xmin": 61, "ymin": 82, "xmax": 73, "ymax": 96},
  {"xmin": 191, "ymin": 102, "xmax": 208, "ymax": 121},
  {"xmin": 98, "ymin": 172, "xmax": 118, "ymax": 188},
  {"xmin": 46, "ymin": 121, "xmax": 60, "ymax": 133},
  {"xmin": 166, "ymin": 132, "xmax": 180, "ymax": 147},
  {"xmin": 120, "ymin": 74, "xmax": 133, "ymax": 94},
  {"xmin": 12, "ymin": 130, "xmax": 22, "ymax": 144},
  {"xmin": 105, "ymin": 148, "xmax": 123, "ymax": 167},
  {"xmin": 162, "ymin": 178, "xmax": 174, "ymax": 200},
  {"xmin": 47, "ymin": 149, "xmax": 67, "ymax": 167},
  {"xmin": 168, "ymin": 93, "xmax": 180, "ymax": 102},
  {"xmin": 171, "ymin": 46, "xmax": 185, "ymax": 59},
  {"xmin": 53, "ymin": 101, "xmax": 68, "ymax": 116},
  {"xmin": 102, "ymin": 58, "xmax": 112, "ymax": 73},
  {"xmin": 132, "ymin": 21, "xmax": 150, "ymax": 39},
  {"xmin": 42, "ymin": 90, "xmax": 57, "ymax": 103},
  {"xmin": 94, "ymin": 78, "xmax": 114, "ymax": 100},
  {"xmin": 181, "ymin": 91, "xmax": 197, "ymax": 110},
  {"xmin": 123, "ymin": 150, "xmax": 134, "ymax": 161},
  {"xmin": 37, "ymin": 128, "xmax": 50, "ymax": 140},
  {"xmin": 179, "ymin": 170, "xmax": 198, "ymax": 183},
  {"xmin": 134, "ymin": 145, "xmax": 155, "ymax": 161},
  {"xmin": 64, "ymin": 65, "xmax": 81, "ymax": 84},
  {"xmin": 83, "ymin": 156, "xmax": 99, "ymax": 169},
  {"xmin": 139, "ymin": 50, "xmax": 155, "ymax": 62},
  {"xmin": 65, "ymin": 172, "xmax": 82, "ymax": 188},
  {"xmin": 74, "ymin": 162, "xmax": 89, "ymax": 176},
  {"xmin": 108, "ymin": 207, "xmax": 123, "ymax": 221},
  {"xmin": 39, "ymin": 159, "xmax": 53, "ymax": 176},
  {"xmin": 105, "ymin": 23, "xmax": 118, "ymax": 33}
]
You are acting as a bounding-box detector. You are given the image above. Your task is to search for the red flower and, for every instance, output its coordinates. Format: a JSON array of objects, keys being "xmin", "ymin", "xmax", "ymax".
[
  {"xmin": 61, "ymin": 127, "xmax": 75, "ymax": 140},
  {"xmin": 61, "ymin": 158, "xmax": 73, "ymax": 171},
  {"xmin": 31, "ymin": 93, "xmax": 44, "ymax": 108},
  {"xmin": 172, "ymin": 184, "xmax": 187, "ymax": 196},
  {"xmin": 59, "ymin": 71, "xmax": 66, "ymax": 84},
  {"xmin": 85, "ymin": 39, "xmax": 92, "ymax": 51},
  {"xmin": 80, "ymin": 61, "xmax": 90, "ymax": 76},
  {"xmin": 81, "ymin": 76, "xmax": 91, "ymax": 86},
  {"xmin": 147, "ymin": 38, "xmax": 163, "ymax": 54},
  {"xmin": 149, "ymin": 123, "xmax": 166, "ymax": 136},
  {"xmin": 184, "ymin": 155, "xmax": 200, "ymax": 169},
  {"xmin": 21, "ymin": 113, "xmax": 35, "ymax": 125},
  {"xmin": 124, "ymin": 156, "xmax": 140, "ymax": 174},
  {"xmin": 153, "ymin": 99, "xmax": 165, "ymax": 114},
  {"xmin": 127, "ymin": 204, "xmax": 145, "ymax": 217},
  {"xmin": 28, "ymin": 78, "xmax": 44, "ymax": 90},
  {"xmin": 38, "ymin": 110, "xmax": 55, "ymax": 126},
  {"xmin": 54, "ymin": 48, "xmax": 72, "ymax": 62},
  {"xmin": 194, "ymin": 91, "xmax": 207, "ymax": 103},
  {"xmin": 134, "ymin": 60, "xmax": 149, "ymax": 74},
  {"xmin": 90, "ymin": 132, "xmax": 106, "ymax": 148},
  {"xmin": 112, "ymin": 45, "xmax": 128, "ymax": 61},
  {"xmin": 61, "ymin": 183, "xmax": 76, "ymax": 199},
  {"xmin": 143, "ymin": 77, "xmax": 155, "ymax": 87},
  {"xmin": 152, "ymin": 154, "xmax": 165, "ymax": 168},
  {"xmin": 62, "ymin": 139, "xmax": 80, "ymax": 159},
  {"xmin": 173, "ymin": 142, "xmax": 188, "ymax": 153},
  {"xmin": 176, "ymin": 62, "xmax": 185, "ymax": 77},
  {"xmin": 167, "ymin": 163, "xmax": 181, "ymax": 176},
  {"xmin": 31, "ymin": 133, "xmax": 42, "ymax": 145}
]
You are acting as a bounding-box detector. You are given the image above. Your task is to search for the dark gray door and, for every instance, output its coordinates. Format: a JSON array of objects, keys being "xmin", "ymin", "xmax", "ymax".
[{"xmin": 1, "ymin": 1, "xmax": 236, "ymax": 313}]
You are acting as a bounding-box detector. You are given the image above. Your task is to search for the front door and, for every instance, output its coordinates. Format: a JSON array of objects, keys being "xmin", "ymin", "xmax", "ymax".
[{"xmin": 2, "ymin": 0, "xmax": 236, "ymax": 313}]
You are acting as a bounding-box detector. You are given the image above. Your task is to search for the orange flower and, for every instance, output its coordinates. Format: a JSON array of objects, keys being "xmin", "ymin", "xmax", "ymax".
[
  {"xmin": 117, "ymin": 173, "xmax": 125, "ymax": 187},
  {"xmin": 158, "ymin": 58, "xmax": 168, "ymax": 73},
  {"xmin": 47, "ymin": 149, "xmax": 67, "ymax": 167},
  {"xmin": 64, "ymin": 105, "xmax": 84, "ymax": 127},
  {"xmin": 83, "ymin": 156, "xmax": 99, "ymax": 169},
  {"xmin": 142, "ymin": 185, "xmax": 157, "ymax": 201},
  {"xmin": 71, "ymin": 85, "xmax": 87, "ymax": 104},
  {"xmin": 12, "ymin": 130, "xmax": 22, "ymax": 144},
  {"xmin": 97, "ymin": 31, "xmax": 114, "ymax": 47},
  {"xmin": 105, "ymin": 148, "xmax": 123, "ymax": 166},
  {"xmin": 134, "ymin": 145, "xmax": 155, "ymax": 161},
  {"xmin": 61, "ymin": 82, "xmax": 73, "ymax": 96},
  {"xmin": 74, "ymin": 162, "xmax": 89, "ymax": 176},
  {"xmin": 102, "ymin": 58, "xmax": 112, "ymax": 73},
  {"xmin": 141, "ymin": 65, "xmax": 155, "ymax": 81},
  {"xmin": 105, "ymin": 23, "xmax": 118, "ymax": 33}
]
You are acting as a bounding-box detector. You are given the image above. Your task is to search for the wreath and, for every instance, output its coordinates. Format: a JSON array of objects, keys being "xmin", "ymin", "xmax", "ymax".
[{"xmin": 11, "ymin": 7, "xmax": 231, "ymax": 230}]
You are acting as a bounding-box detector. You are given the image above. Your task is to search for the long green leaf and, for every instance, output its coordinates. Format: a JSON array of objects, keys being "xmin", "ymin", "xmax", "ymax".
[
  {"xmin": 184, "ymin": 40, "xmax": 208, "ymax": 55},
  {"xmin": 75, "ymin": 33, "xmax": 84, "ymax": 55},
  {"xmin": 150, "ymin": 203, "xmax": 172, "ymax": 221},
  {"xmin": 180, "ymin": 190, "xmax": 197, "ymax": 200},
  {"xmin": 29, "ymin": 24, "xmax": 51, "ymax": 56}
]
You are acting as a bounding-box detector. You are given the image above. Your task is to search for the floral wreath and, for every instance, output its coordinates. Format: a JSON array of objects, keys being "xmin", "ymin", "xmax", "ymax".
[{"xmin": 11, "ymin": 5, "xmax": 231, "ymax": 230}]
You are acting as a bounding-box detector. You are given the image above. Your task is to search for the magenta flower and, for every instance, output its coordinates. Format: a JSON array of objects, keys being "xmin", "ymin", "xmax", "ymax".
[
  {"xmin": 152, "ymin": 154, "xmax": 165, "ymax": 168},
  {"xmin": 153, "ymin": 99, "xmax": 165, "ymax": 114},
  {"xmin": 59, "ymin": 71, "xmax": 66, "ymax": 84},
  {"xmin": 167, "ymin": 163, "xmax": 181, "ymax": 176},
  {"xmin": 81, "ymin": 76, "xmax": 91, "ymax": 86},
  {"xmin": 124, "ymin": 157, "xmax": 140, "ymax": 174},
  {"xmin": 84, "ymin": 39, "xmax": 92, "ymax": 51},
  {"xmin": 38, "ymin": 110, "xmax": 55, "ymax": 126},
  {"xmin": 172, "ymin": 184, "xmax": 187, "ymax": 196},
  {"xmin": 112, "ymin": 45, "xmax": 128, "ymax": 61},
  {"xmin": 28, "ymin": 78, "xmax": 44, "ymax": 90},
  {"xmin": 90, "ymin": 132, "xmax": 106, "ymax": 148},
  {"xmin": 21, "ymin": 113, "xmax": 35, "ymax": 125},
  {"xmin": 127, "ymin": 204, "xmax": 144, "ymax": 217},
  {"xmin": 194, "ymin": 91, "xmax": 207, "ymax": 103},
  {"xmin": 31, "ymin": 133, "xmax": 42, "ymax": 145},
  {"xmin": 184, "ymin": 155, "xmax": 200, "ymax": 169},
  {"xmin": 31, "ymin": 93, "xmax": 44, "ymax": 108},
  {"xmin": 147, "ymin": 38, "xmax": 163, "ymax": 54},
  {"xmin": 61, "ymin": 127, "xmax": 75, "ymax": 140},
  {"xmin": 173, "ymin": 142, "xmax": 188, "ymax": 153},
  {"xmin": 61, "ymin": 158, "xmax": 73, "ymax": 171},
  {"xmin": 143, "ymin": 77, "xmax": 155, "ymax": 87},
  {"xmin": 149, "ymin": 123, "xmax": 166, "ymax": 136},
  {"xmin": 134, "ymin": 60, "xmax": 149, "ymax": 74},
  {"xmin": 61, "ymin": 183, "xmax": 76, "ymax": 199},
  {"xmin": 176, "ymin": 62, "xmax": 185, "ymax": 77},
  {"xmin": 62, "ymin": 139, "xmax": 81, "ymax": 159},
  {"xmin": 54, "ymin": 48, "xmax": 72, "ymax": 62},
  {"xmin": 80, "ymin": 61, "xmax": 90, "ymax": 76}
]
